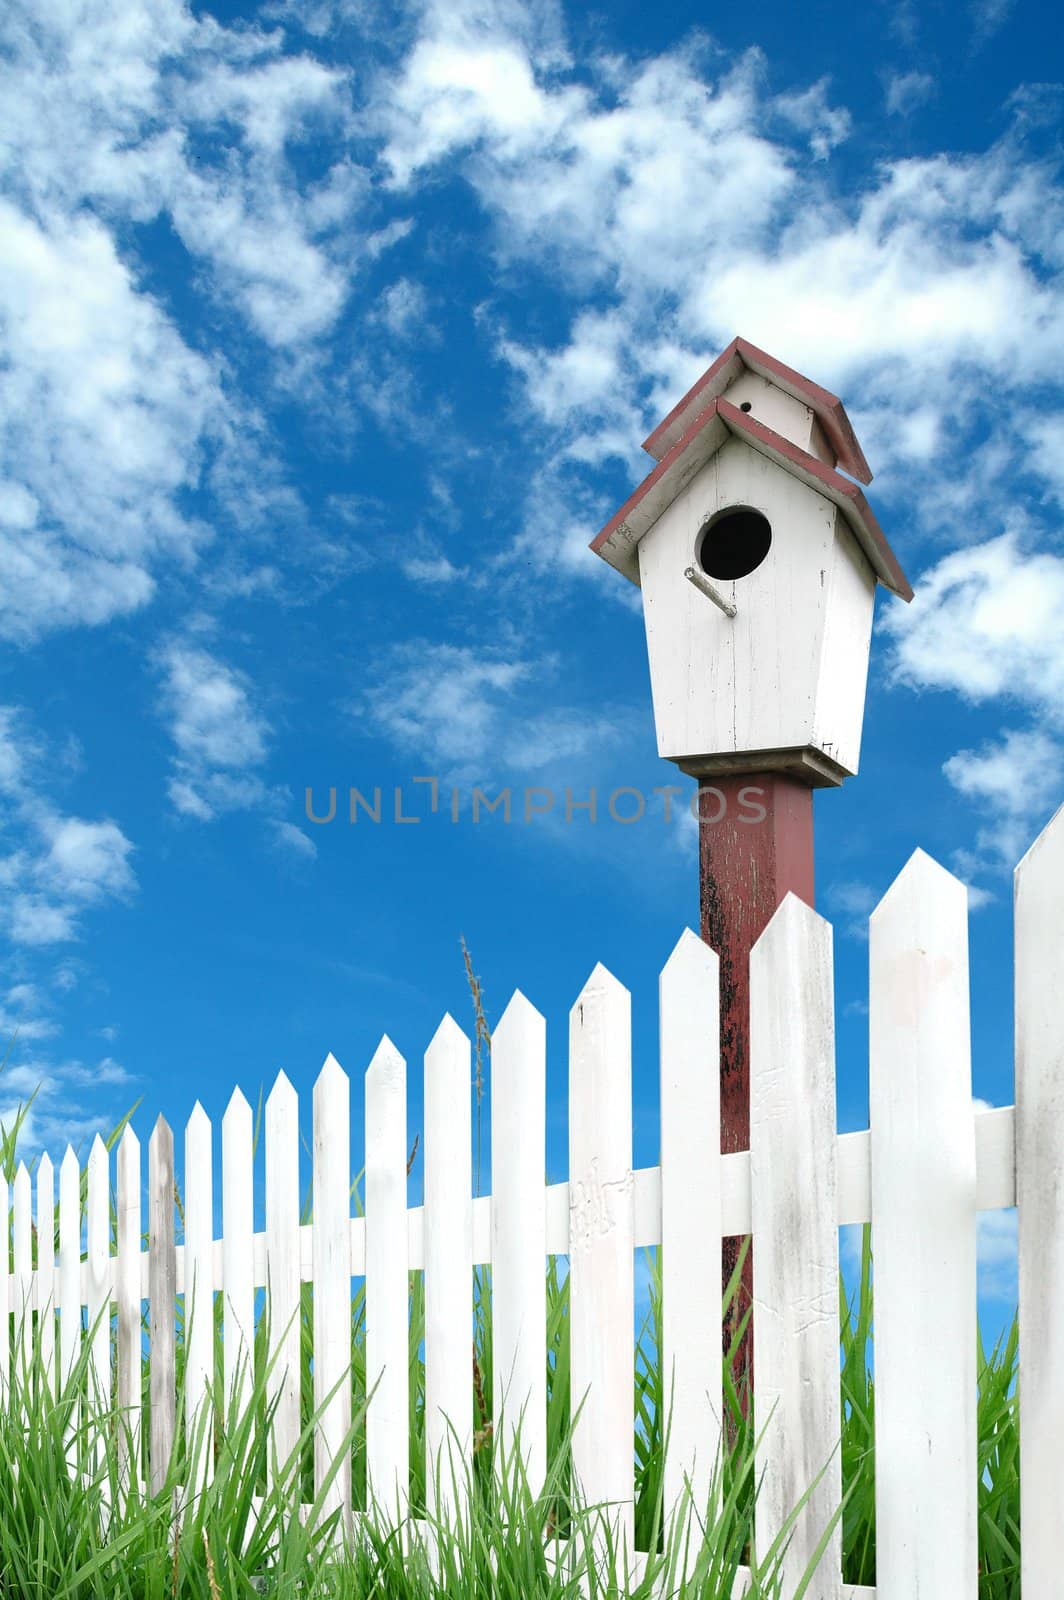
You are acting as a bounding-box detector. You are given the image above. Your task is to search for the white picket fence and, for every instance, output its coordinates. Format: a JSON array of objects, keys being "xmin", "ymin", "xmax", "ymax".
[{"xmin": 1, "ymin": 814, "xmax": 1063, "ymax": 1598}]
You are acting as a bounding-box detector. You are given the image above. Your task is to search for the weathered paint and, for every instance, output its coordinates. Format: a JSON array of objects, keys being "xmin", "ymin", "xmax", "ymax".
[
  {"xmin": 641, "ymin": 334, "xmax": 873, "ymax": 485},
  {"xmin": 593, "ymin": 394, "xmax": 910, "ymax": 600},
  {"xmin": 698, "ymin": 773, "xmax": 815, "ymax": 1412}
]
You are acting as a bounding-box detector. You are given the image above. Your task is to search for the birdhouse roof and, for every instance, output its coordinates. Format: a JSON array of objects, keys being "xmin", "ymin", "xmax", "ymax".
[
  {"xmin": 591, "ymin": 375, "xmax": 913, "ymax": 602},
  {"xmin": 641, "ymin": 336, "xmax": 873, "ymax": 483}
]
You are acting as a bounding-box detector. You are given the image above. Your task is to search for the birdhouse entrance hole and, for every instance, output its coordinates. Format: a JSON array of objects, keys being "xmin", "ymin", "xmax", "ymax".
[{"xmin": 697, "ymin": 507, "xmax": 772, "ymax": 582}]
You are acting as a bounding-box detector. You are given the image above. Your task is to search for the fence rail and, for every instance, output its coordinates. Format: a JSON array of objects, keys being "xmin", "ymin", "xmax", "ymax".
[{"xmin": 2, "ymin": 810, "xmax": 1062, "ymax": 1599}]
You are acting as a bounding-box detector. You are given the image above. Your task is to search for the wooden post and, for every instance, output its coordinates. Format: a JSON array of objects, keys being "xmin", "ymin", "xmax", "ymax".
[{"xmin": 698, "ymin": 773, "xmax": 815, "ymax": 1415}]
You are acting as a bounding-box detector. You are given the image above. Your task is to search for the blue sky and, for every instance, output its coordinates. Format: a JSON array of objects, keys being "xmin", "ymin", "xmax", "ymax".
[{"xmin": 2, "ymin": 0, "xmax": 1061, "ymax": 1331}]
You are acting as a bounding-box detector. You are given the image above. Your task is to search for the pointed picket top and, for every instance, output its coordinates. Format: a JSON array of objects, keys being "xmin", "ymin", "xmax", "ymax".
[
  {"xmin": 754, "ymin": 888, "xmax": 832, "ymax": 961},
  {"xmin": 571, "ymin": 960, "xmax": 629, "ymax": 1019},
  {"xmin": 493, "ymin": 988, "xmax": 544, "ymax": 1053},
  {"xmin": 14, "ymin": 1161, "xmax": 30, "ymax": 1195},
  {"xmin": 425, "ymin": 1011, "xmax": 469, "ymax": 1063},
  {"xmin": 61, "ymin": 1144, "xmax": 79, "ymax": 1182},
  {"xmin": 872, "ymin": 846, "xmax": 967, "ymax": 927},
  {"xmin": 1016, "ymin": 800, "xmax": 1064, "ymax": 890},
  {"xmin": 150, "ymin": 1113, "xmax": 173, "ymax": 1149},
  {"xmin": 315, "ymin": 1050, "xmax": 348, "ymax": 1093},
  {"xmin": 661, "ymin": 926, "xmax": 715, "ymax": 982},
  {"xmin": 366, "ymin": 1034, "xmax": 405, "ymax": 1087},
  {"xmin": 187, "ymin": 1098, "xmax": 210, "ymax": 1129},
  {"xmin": 267, "ymin": 1067, "xmax": 298, "ymax": 1113},
  {"xmin": 118, "ymin": 1124, "xmax": 140, "ymax": 1160},
  {"xmin": 224, "ymin": 1085, "xmax": 252, "ymax": 1122},
  {"xmin": 37, "ymin": 1150, "xmax": 54, "ymax": 1190}
]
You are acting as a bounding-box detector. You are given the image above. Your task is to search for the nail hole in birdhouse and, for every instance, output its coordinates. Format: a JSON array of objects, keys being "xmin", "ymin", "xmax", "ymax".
[
  {"xmin": 697, "ymin": 507, "xmax": 772, "ymax": 582},
  {"xmin": 739, "ymin": 401, "xmax": 752, "ymax": 412}
]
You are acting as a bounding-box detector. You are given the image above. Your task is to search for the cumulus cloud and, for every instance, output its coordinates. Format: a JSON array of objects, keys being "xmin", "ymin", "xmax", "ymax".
[
  {"xmin": 884, "ymin": 70, "xmax": 936, "ymax": 117},
  {"xmin": 156, "ymin": 642, "xmax": 271, "ymax": 820},
  {"xmin": 944, "ymin": 729, "xmax": 1063, "ymax": 874},
  {"xmin": 0, "ymin": 0, "xmax": 384, "ymax": 642},
  {"xmin": 0, "ymin": 706, "xmax": 136, "ymax": 947},
  {"xmin": 884, "ymin": 533, "xmax": 1064, "ymax": 726},
  {"xmin": 360, "ymin": 639, "xmax": 619, "ymax": 777},
  {"xmin": 373, "ymin": 1, "xmax": 1064, "ymax": 574}
]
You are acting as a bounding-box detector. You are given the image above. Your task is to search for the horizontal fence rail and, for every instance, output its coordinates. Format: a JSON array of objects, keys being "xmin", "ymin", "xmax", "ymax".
[
  {"xmin": 0, "ymin": 1108, "xmax": 1020, "ymax": 1306},
  {"xmin": 1, "ymin": 810, "xmax": 1061, "ymax": 1600}
]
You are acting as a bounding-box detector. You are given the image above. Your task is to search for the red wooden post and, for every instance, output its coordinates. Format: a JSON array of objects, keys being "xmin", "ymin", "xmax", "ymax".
[{"xmin": 698, "ymin": 773, "xmax": 815, "ymax": 1416}]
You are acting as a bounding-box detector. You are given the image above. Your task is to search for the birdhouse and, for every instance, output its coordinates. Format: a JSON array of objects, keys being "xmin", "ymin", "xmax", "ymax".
[{"xmin": 591, "ymin": 338, "xmax": 912, "ymax": 786}]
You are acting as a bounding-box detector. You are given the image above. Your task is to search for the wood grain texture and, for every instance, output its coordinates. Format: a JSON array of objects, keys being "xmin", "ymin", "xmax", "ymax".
[
  {"xmin": 59, "ymin": 1145, "xmax": 80, "ymax": 1469},
  {"xmin": 185, "ymin": 1102, "xmax": 214, "ymax": 1492},
  {"xmin": 750, "ymin": 895, "xmax": 841, "ymax": 1597},
  {"xmin": 87, "ymin": 1137, "xmax": 111, "ymax": 1423},
  {"xmin": 116, "ymin": 1127, "xmax": 142, "ymax": 1496},
  {"xmin": 491, "ymin": 990, "xmax": 547, "ymax": 1500},
  {"xmin": 660, "ymin": 929, "xmax": 721, "ymax": 1552},
  {"xmin": 569, "ymin": 963, "xmax": 634, "ymax": 1566},
  {"xmin": 312, "ymin": 1053, "xmax": 353, "ymax": 1538},
  {"xmin": 1015, "ymin": 803, "xmax": 1064, "ymax": 1594},
  {"xmin": 423, "ymin": 1014, "xmax": 473, "ymax": 1528},
  {"xmin": 149, "ymin": 1116, "xmax": 176, "ymax": 1496},
  {"xmin": 870, "ymin": 851, "xmax": 977, "ymax": 1600},
  {"xmin": 266, "ymin": 1071, "xmax": 302, "ymax": 1492},
  {"xmin": 365, "ymin": 1036, "xmax": 410, "ymax": 1527},
  {"xmin": 222, "ymin": 1088, "xmax": 255, "ymax": 1431}
]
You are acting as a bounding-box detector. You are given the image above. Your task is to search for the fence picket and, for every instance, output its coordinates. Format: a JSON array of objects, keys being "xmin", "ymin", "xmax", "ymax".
[
  {"xmin": 423, "ymin": 1015, "xmax": 472, "ymax": 1528},
  {"xmin": 1016, "ymin": 803, "xmax": 1064, "ymax": 1593},
  {"xmin": 0, "ymin": 1173, "xmax": 7, "ymax": 1405},
  {"xmin": 312, "ymin": 1054, "xmax": 352, "ymax": 1538},
  {"xmin": 870, "ymin": 850, "xmax": 978, "ymax": 1599},
  {"xmin": 13, "ymin": 1163, "xmax": 31, "ymax": 1389},
  {"xmin": 87, "ymin": 1136, "xmax": 111, "ymax": 1423},
  {"xmin": 59, "ymin": 1145, "xmax": 80, "ymax": 1469},
  {"xmin": 569, "ymin": 963, "xmax": 634, "ymax": 1569},
  {"xmin": 660, "ymin": 929, "xmax": 721, "ymax": 1555},
  {"xmin": 750, "ymin": 895, "xmax": 841, "ymax": 1596},
  {"xmin": 365, "ymin": 1036, "xmax": 409, "ymax": 1527},
  {"xmin": 266, "ymin": 1071, "xmax": 302, "ymax": 1494},
  {"xmin": 185, "ymin": 1103, "xmax": 214, "ymax": 1492},
  {"xmin": 36, "ymin": 1153, "xmax": 55, "ymax": 1395},
  {"xmin": 149, "ymin": 1116, "xmax": 177, "ymax": 1496},
  {"xmin": 222, "ymin": 1087, "xmax": 255, "ymax": 1431},
  {"xmin": 116, "ymin": 1126, "xmax": 142, "ymax": 1497},
  {"xmin": 491, "ymin": 990, "xmax": 547, "ymax": 1500}
]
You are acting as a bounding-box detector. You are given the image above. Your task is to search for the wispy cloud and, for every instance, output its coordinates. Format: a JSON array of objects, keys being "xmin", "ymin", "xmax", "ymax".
[{"xmin": 0, "ymin": 707, "xmax": 136, "ymax": 948}]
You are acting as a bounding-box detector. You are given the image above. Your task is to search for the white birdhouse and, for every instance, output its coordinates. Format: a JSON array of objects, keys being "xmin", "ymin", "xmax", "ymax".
[{"xmin": 591, "ymin": 337, "xmax": 912, "ymax": 786}]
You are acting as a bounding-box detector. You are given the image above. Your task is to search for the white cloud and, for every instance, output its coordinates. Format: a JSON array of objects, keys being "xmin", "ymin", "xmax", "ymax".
[
  {"xmin": 271, "ymin": 820, "xmax": 318, "ymax": 861},
  {"xmin": 157, "ymin": 642, "xmax": 271, "ymax": 820},
  {"xmin": 0, "ymin": 705, "xmax": 136, "ymax": 947},
  {"xmin": 944, "ymin": 728, "xmax": 1063, "ymax": 874},
  {"xmin": 884, "ymin": 70, "xmax": 936, "ymax": 117},
  {"xmin": 361, "ymin": 639, "xmax": 619, "ymax": 777},
  {"xmin": 0, "ymin": 0, "xmax": 381, "ymax": 642},
  {"xmin": 375, "ymin": 7, "xmax": 1064, "ymax": 545},
  {"xmin": 972, "ymin": 0, "xmax": 1016, "ymax": 47},
  {"xmin": 0, "ymin": 203, "xmax": 219, "ymax": 640},
  {"xmin": 885, "ymin": 533, "xmax": 1064, "ymax": 725},
  {"xmin": 976, "ymin": 1208, "xmax": 1017, "ymax": 1303}
]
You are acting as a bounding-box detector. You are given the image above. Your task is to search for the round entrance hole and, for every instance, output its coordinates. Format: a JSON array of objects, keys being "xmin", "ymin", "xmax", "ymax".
[{"xmin": 696, "ymin": 507, "xmax": 772, "ymax": 582}]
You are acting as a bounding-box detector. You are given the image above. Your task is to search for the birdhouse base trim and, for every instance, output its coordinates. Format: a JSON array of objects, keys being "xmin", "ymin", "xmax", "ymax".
[{"xmin": 674, "ymin": 745, "xmax": 850, "ymax": 789}]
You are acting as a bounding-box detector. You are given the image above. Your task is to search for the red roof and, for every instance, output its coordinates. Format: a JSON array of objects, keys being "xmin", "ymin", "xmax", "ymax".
[
  {"xmin": 591, "ymin": 395, "xmax": 913, "ymax": 601},
  {"xmin": 642, "ymin": 336, "xmax": 873, "ymax": 485}
]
